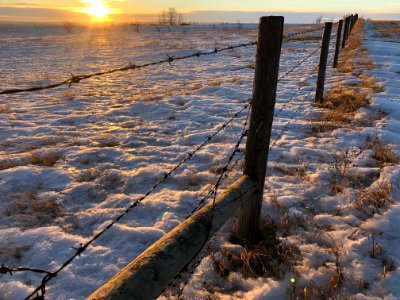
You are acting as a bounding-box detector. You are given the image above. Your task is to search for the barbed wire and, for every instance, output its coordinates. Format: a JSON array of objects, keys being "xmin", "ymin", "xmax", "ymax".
[
  {"xmin": 270, "ymin": 82, "xmax": 317, "ymax": 151},
  {"xmin": 278, "ymin": 45, "xmax": 321, "ymax": 82},
  {"xmin": 275, "ymin": 64, "xmax": 319, "ymax": 118},
  {"xmin": 0, "ymin": 265, "xmax": 54, "ymax": 277},
  {"xmin": 169, "ymin": 107, "xmax": 250, "ymax": 299},
  {"xmin": 0, "ymin": 26, "xmax": 325, "ymax": 96},
  {"xmin": 1, "ymin": 24, "xmax": 330, "ymax": 300},
  {"xmin": 14, "ymin": 102, "xmax": 251, "ymax": 300},
  {"xmin": 283, "ymin": 25, "xmax": 325, "ymax": 39}
]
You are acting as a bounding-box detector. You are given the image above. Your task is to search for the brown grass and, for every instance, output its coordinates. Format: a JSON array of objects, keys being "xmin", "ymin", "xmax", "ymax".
[
  {"xmin": 273, "ymin": 163, "xmax": 309, "ymax": 180},
  {"xmin": 372, "ymin": 21, "xmax": 400, "ymax": 41},
  {"xmin": 328, "ymin": 150, "xmax": 351, "ymax": 193},
  {"xmin": 61, "ymin": 91, "xmax": 75, "ymax": 101},
  {"xmin": 354, "ymin": 180, "xmax": 394, "ymax": 215},
  {"xmin": 313, "ymin": 86, "xmax": 369, "ymax": 132},
  {"xmin": 0, "ymin": 104, "xmax": 12, "ymax": 114},
  {"xmin": 0, "ymin": 244, "xmax": 32, "ymax": 261},
  {"xmin": 356, "ymin": 74, "xmax": 384, "ymax": 93},
  {"xmin": 30, "ymin": 151, "xmax": 64, "ymax": 167},
  {"xmin": 215, "ymin": 223, "xmax": 299, "ymax": 279},
  {"xmin": 5, "ymin": 191, "xmax": 61, "ymax": 227},
  {"xmin": 372, "ymin": 139, "xmax": 399, "ymax": 167},
  {"xmin": 337, "ymin": 19, "xmax": 377, "ymax": 75}
]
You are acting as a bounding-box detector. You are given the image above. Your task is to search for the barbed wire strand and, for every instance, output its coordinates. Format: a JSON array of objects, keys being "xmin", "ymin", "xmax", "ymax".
[
  {"xmin": 170, "ymin": 107, "xmax": 251, "ymax": 299},
  {"xmin": 168, "ymin": 60, "xmax": 322, "ymax": 299},
  {"xmin": 270, "ymin": 82, "xmax": 317, "ymax": 151},
  {"xmin": 0, "ymin": 26, "xmax": 325, "ymax": 96},
  {"xmin": 3, "ymin": 25, "xmax": 330, "ymax": 300},
  {"xmin": 20, "ymin": 102, "xmax": 251, "ymax": 300},
  {"xmin": 275, "ymin": 64, "xmax": 319, "ymax": 117}
]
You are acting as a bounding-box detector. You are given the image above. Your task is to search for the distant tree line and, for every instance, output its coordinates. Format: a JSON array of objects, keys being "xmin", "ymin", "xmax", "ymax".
[{"xmin": 158, "ymin": 8, "xmax": 187, "ymax": 26}]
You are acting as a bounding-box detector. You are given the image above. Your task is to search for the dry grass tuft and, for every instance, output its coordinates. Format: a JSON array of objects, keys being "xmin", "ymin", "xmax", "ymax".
[
  {"xmin": 217, "ymin": 225, "xmax": 299, "ymax": 279},
  {"xmin": 5, "ymin": 191, "xmax": 61, "ymax": 227},
  {"xmin": 0, "ymin": 244, "xmax": 32, "ymax": 261},
  {"xmin": 318, "ymin": 86, "xmax": 369, "ymax": 112},
  {"xmin": 328, "ymin": 150, "xmax": 351, "ymax": 193},
  {"xmin": 75, "ymin": 168, "xmax": 101, "ymax": 182},
  {"xmin": 357, "ymin": 74, "xmax": 384, "ymax": 92},
  {"xmin": 0, "ymin": 104, "xmax": 12, "ymax": 114},
  {"xmin": 30, "ymin": 151, "xmax": 64, "ymax": 167},
  {"xmin": 372, "ymin": 139, "xmax": 399, "ymax": 167},
  {"xmin": 273, "ymin": 163, "xmax": 309, "ymax": 180},
  {"xmin": 313, "ymin": 86, "xmax": 369, "ymax": 132},
  {"xmin": 354, "ymin": 180, "xmax": 394, "ymax": 215},
  {"xmin": 61, "ymin": 91, "xmax": 75, "ymax": 101}
]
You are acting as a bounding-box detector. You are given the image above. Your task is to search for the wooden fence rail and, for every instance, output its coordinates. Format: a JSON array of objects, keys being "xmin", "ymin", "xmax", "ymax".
[
  {"xmin": 87, "ymin": 13, "xmax": 358, "ymax": 300},
  {"xmin": 88, "ymin": 176, "xmax": 257, "ymax": 300}
]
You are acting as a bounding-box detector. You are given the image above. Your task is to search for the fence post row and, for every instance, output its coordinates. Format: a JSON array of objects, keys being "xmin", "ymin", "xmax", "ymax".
[
  {"xmin": 333, "ymin": 20, "xmax": 343, "ymax": 68},
  {"xmin": 342, "ymin": 16, "xmax": 350, "ymax": 48},
  {"xmin": 231, "ymin": 16, "xmax": 284, "ymax": 243},
  {"xmin": 88, "ymin": 16, "xmax": 284, "ymax": 300},
  {"xmin": 315, "ymin": 22, "xmax": 333, "ymax": 102}
]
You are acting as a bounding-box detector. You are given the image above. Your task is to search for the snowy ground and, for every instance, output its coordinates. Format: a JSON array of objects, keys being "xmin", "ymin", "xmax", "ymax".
[{"xmin": 0, "ymin": 20, "xmax": 399, "ymax": 300}]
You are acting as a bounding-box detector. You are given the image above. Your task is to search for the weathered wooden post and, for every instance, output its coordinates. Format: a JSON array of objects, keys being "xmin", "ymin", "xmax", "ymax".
[
  {"xmin": 315, "ymin": 22, "xmax": 333, "ymax": 102},
  {"xmin": 232, "ymin": 16, "xmax": 284, "ymax": 243},
  {"xmin": 349, "ymin": 15, "xmax": 354, "ymax": 33},
  {"xmin": 347, "ymin": 15, "xmax": 352, "ymax": 36},
  {"xmin": 342, "ymin": 16, "xmax": 350, "ymax": 48},
  {"xmin": 333, "ymin": 20, "xmax": 343, "ymax": 68},
  {"xmin": 351, "ymin": 15, "xmax": 355, "ymax": 31}
]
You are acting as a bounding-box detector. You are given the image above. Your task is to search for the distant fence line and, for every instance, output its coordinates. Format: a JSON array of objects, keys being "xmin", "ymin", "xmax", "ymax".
[{"xmin": 0, "ymin": 13, "xmax": 360, "ymax": 300}]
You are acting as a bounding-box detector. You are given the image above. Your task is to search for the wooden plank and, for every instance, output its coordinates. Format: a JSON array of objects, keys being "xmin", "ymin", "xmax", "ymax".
[
  {"xmin": 231, "ymin": 16, "xmax": 284, "ymax": 243},
  {"xmin": 88, "ymin": 175, "xmax": 258, "ymax": 300}
]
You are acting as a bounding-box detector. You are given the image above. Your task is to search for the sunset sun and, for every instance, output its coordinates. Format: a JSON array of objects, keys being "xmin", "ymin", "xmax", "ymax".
[{"xmin": 82, "ymin": 0, "xmax": 112, "ymax": 21}]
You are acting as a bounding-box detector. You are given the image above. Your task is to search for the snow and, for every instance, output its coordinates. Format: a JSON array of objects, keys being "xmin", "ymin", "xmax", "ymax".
[{"xmin": 0, "ymin": 20, "xmax": 399, "ymax": 300}]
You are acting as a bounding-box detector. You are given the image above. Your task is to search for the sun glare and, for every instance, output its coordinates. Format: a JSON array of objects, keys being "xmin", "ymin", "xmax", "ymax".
[{"xmin": 82, "ymin": 0, "xmax": 112, "ymax": 21}]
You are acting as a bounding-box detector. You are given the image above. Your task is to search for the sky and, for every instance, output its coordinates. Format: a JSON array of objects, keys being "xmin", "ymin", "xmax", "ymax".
[{"xmin": 0, "ymin": 0, "xmax": 399, "ymax": 23}]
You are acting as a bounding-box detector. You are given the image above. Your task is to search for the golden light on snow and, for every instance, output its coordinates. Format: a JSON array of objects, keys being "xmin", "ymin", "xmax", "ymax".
[{"xmin": 81, "ymin": 0, "xmax": 112, "ymax": 21}]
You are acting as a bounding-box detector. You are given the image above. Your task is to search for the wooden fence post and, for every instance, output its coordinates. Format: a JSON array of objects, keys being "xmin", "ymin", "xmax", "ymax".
[
  {"xmin": 315, "ymin": 22, "xmax": 333, "ymax": 102},
  {"xmin": 333, "ymin": 20, "xmax": 343, "ymax": 68},
  {"xmin": 351, "ymin": 14, "xmax": 355, "ymax": 32},
  {"xmin": 231, "ymin": 16, "xmax": 284, "ymax": 243},
  {"xmin": 342, "ymin": 17, "xmax": 350, "ymax": 48}
]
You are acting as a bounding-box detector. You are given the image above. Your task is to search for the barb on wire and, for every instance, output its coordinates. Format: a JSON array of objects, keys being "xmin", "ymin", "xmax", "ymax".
[{"xmin": 20, "ymin": 101, "xmax": 251, "ymax": 300}]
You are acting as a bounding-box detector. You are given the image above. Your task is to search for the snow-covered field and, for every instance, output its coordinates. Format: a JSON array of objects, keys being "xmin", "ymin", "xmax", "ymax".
[{"xmin": 0, "ymin": 20, "xmax": 399, "ymax": 300}]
